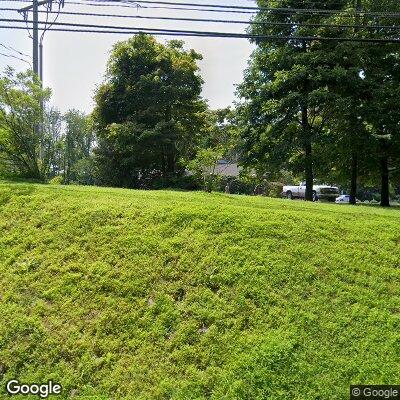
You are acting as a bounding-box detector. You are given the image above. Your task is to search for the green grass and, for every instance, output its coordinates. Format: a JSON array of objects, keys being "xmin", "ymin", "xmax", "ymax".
[{"xmin": 0, "ymin": 181, "xmax": 399, "ymax": 400}]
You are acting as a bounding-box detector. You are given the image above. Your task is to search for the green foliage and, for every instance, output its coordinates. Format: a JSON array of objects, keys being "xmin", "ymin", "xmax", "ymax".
[
  {"xmin": 0, "ymin": 68, "xmax": 52, "ymax": 180},
  {"xmin": 63, "ymin": 110, "xmax": 95, "ymax": 184},
  {"xmin": 68, "ymin": 156, "xmax": 96, "ymax": 186},
  {"xmin": 48, "ymin": 175, "xmax": 64, "ymax": 185},
  {"xmin": 185, "ymin": 108, "xmax": 241, "ymax": 193},
  {"xmin": 0, "ymin": 181, "xmax": 399, "ymax": 399},
  {"xmin": 237, "ymin": 0, "xmax": 400, "ymax": 206},
  {"xmin": 187, "ymin": 147, "xmax": 224, "ymax": 192},
  {"xmin": 93, "ymin": 34, "xmax": 207, "ymax": 188}
]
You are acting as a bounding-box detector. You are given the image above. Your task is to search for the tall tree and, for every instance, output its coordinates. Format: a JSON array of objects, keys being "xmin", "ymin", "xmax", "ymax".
[
  {"xmin": 238, "ymin": 0, "xmax": 400, "ymax": 206},
  {"xmin": 363, "ymin": 50, "xmax": 400, "ymax": 207},
  {"xmin": 316, "ymin": 42, "xmax": 369, "ymax": 203},
  {"xmin": 43, "ymin": 106, "xmax": 62, "ymax": 178},
  {"xmin": 0, "ymin": 67, "xmax": 52, "ymax": 180},
  {"xmin": 335, "ymin": 0, "xmax": 400, "ymax": 206},
  {"xmin": 63, "ymin": 110, "xmax": 94, "ymax": 184},
  {"xmin": 238, "ymin": 0, "xmax": 348, "ymax": 201},
  {"xmin": 93, "ymin": 34, "xmax": 206, "ymax": 188}
]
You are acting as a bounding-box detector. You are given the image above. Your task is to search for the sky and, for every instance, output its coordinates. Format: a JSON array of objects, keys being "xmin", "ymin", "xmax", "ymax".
[{"xmin": 0, "ymin": 0, "xmax": 255, "ymax": 114}]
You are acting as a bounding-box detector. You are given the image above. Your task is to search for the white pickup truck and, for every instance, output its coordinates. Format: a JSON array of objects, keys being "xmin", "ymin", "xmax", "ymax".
[{"xmin": 282, "ymin": 182, "xmax": 340, "ymax": 202}]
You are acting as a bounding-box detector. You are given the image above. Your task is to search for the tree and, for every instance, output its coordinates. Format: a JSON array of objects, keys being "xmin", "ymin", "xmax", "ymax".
[
  {"xmin": 363, "ymin": 52, "xmax": 400, "ymax": 207},
  {"xmin": 43, "ymin": 106, "xmax": 62, "ymax": 179},
  {"xmin": 185, "ymin": 108, "xmax": 240, "ymax": 192},
  {"xmin": 93, "ymin": 34, "xmax": 207, "ymax": 188},
  {"xmin": 0, "ymin": 67, "xmax": 51, "ymax": 180},
  {"xmin": 238, "ymin": 0, "xmax": 400, "ymax": 206},
  {"xmin": 187, "ymin": 147, "xmax": 225, "ymax": 193},
  {"xmin": 63, "ymin": 110, "xmax": 95, "ymax": 184},
  {"xmin": 333, "ymin": 0, "xmax": 400, "ymax": 206},
  {"xmin": 315, "ymin": 53, "xmax": 370, "ymax": 204},
  {"xmin": 237, "ymin": 1, "xmax": 349, "ymax": 200}
]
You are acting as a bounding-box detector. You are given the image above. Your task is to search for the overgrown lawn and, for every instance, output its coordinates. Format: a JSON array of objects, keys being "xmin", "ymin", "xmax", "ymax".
[{"xmin": 0, "ymin": 182, "xmax": 399, "ymax": 399}]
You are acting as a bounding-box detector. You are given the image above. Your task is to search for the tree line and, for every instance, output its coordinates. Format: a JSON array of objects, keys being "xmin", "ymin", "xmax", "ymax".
[
  {"xmin": 237, "ymin": 0, "xmax": 400, "ymax": 206},
  {"xmin": 1, "ymin": 0, "xmax": 400, "ymax": 207},
  {"xmin": 0, "ymin": 68, "xmax": 95, "ymax": 185}
]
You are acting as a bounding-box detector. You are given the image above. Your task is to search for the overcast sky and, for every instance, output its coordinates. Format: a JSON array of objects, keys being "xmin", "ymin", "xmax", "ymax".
[{"xmin": 0, "ymin": 0, "xmax": 255, "ymax": 113}]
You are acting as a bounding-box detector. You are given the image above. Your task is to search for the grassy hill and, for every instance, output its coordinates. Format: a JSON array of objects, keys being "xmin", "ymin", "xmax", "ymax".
[{"xmin": 0, "ymin": 181, "xmax": 399, "ymax": 400}]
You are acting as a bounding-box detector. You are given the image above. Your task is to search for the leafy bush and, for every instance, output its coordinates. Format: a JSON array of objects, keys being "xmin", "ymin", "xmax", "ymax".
[{"xmin": 48, "ymin": 175, "xmax": 64, "ymax": 185}]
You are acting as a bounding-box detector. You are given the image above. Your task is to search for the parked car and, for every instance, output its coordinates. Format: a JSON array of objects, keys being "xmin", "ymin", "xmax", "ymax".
[
  {"xmin": 335, "ymin": 195, "xmax": 360, "ymax": 204},
  {"xmin": 282, "ymin": 182, "xmax": 340, "ymax": 202}
]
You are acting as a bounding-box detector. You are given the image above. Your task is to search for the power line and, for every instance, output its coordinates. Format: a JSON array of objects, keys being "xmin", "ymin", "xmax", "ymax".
[
  {"xmin": 77, "ymin": 0, "xmax": 265, "ymax": 11},
  {"xmin": 0, "ymin": 0, "xmax": 256, "ymax": 15},
  {"xmin": 76, "ymin": 0, "xmax": 351, "ymax": 12},
  {"xmin": 4, "ymin": 7, "xmax": 400, "ymax": 32},
  {"xmin": 0, "ymin": 51, "xmax": 32, "ymax": 66},
  {"xmin": 2, "ymin": 22, "xmax": 400, "ymax": 43},
  {"xmin": 32, "ymin": 0, "xmax": 396, "ymax": 20},
  {"xmin": 0, "ymin": 42, "xmax": 32, "ymax": 59},
  {"xmin": 5, "ymin": 0, "xmax": 400, "ymax": 19},
  {"xmin": 67, "ymin": 0, "xmax": 257, "ymax": 14},
  {"xmin": 78, "ymin": 0, "xmax": 400, "ymax": 18}
]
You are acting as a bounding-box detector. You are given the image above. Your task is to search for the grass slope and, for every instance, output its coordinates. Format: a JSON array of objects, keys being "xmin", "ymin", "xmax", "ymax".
[{"xmin": 0, "ymin": 182, "xmax": 399, "ymax": 400}]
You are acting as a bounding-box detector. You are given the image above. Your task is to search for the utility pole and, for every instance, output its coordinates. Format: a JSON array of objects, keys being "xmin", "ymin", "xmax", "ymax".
[
  {"xmin": 39, "ymin": 43, "xmax": 43, "ymax": 82},
  {"xmin": 19, "ymin": 0, "xmax": 62, "ymax": 177},
  {"xmin": 20, "ymin": 0, "xmax": 49, "ymax": 78},
  {"xmin": 19, "ymin": 0, "xmax": 64, "ymax": 81},
  {"xmin": 32, "ymin": 0, "xmax": 39, "ymax": 77}
]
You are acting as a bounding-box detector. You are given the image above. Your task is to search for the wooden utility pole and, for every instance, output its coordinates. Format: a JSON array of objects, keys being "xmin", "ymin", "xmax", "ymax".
[
  {"xmin": 19, "ymin": 0, "xmax": 57, "ymax": 80},
  {"xmin": 19, "ymin": 0, "xmax": 57, "ymax": 174},
  {"xmin": 32, "ymin": 0, "xmax": 38, "ymax": 77}
]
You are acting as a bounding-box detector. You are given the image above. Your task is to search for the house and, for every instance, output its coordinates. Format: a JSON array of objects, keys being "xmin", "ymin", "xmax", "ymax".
[{"xmin": 214, "ymin": 159, "xmax": 241, "ymax": 177}]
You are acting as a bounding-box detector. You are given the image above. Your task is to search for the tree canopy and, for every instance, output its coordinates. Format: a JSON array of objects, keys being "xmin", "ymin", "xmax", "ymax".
[
  {"xmin": 93, "ymin": 34, "xmax": 207, "ymax": 188},
  {"xmin": 237, "ymin": 0, "xmax": 400, "ymax": 206},
  {"xmin": 0, "ymin": 68, "xmax": 51, "ymax": 180}
]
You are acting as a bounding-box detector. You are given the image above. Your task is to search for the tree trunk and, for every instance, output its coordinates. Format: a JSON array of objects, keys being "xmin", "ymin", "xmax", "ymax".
[
  {"xmin": 163, "ymin": 104, "xmax": 176, "ymax": 179},
  {"xmin": 349, "ymin": 0, "xmax": 362, "ymax": 205},
  {"xmin": 302, "ymin": 105, "xmax": 314, "ymax": 201},
  {"xmin": 350, "ymin": 152, "xmax": 358, "ymax": 205},
  {"xmin": 63, "ymin": 151, "xmax": 66, "ymax": 184},
  {"xmin": 304, "ymin": 140, "xmax": 314, "ymax": 201},
  {"xmin": 380, "ymin": 154, "xmax": 390, "ymax": 207},
  {"xmin": 166, "ymin": 150, "xmax": 176, "ymax": 176}
]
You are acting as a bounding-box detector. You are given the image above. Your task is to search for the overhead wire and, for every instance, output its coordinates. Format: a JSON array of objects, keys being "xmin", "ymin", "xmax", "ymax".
[
  {"xmin": 77, "ymin": 0, "xmax": 400, "ymax": 18},
  {"xmin": 2, "ymin": 20, "xmax": 400, "ymax": 43},
  {"xmin": 49, "ymin": 0, "xmax": 400, "ymax": 19},
  {"xmin": 3, "ymin": 0, "xmax": 400, "ymax": 17},
  {"xmin": 0, "ymin": 42, "xmax": 32, "ymax": 59},
  {"xmin": 0, "ymin": 50, "xmax": 32, "ymax": 65},
  {"xmin": 3, "ymin": 7, "xmax": 400, "ymax": 32},
  {"xmin": 0, "ymin": 0, "xmax": 398, "ymax": 44}
]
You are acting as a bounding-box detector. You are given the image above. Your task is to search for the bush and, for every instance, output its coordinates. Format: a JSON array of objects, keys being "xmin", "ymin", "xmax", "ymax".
[
  {"xmin": 264, "ymin": 182, "xmax": 284, "ymax": 198},
  {"xmin": 48, "ymin": 176, "xmax": 64, "ymax": 185},
  {"xmin": 151, "ymin": 175, "xmax": 200, "ymax": 191},
  {"xmin": 219, "ymin": 178, "xmax": 255, "ymax": 195},
  {"xmin": 218, "ymin": 178, "xmax": 284, "ymax": 197}
]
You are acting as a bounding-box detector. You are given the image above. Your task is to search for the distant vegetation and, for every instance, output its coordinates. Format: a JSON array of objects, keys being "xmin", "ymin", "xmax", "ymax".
[
  {"xmin": 1, "ymin": 2, "xmax": 400, "ymax": 206},
  {"xmin": 1, "ymin": 181, "xmax": 399, "ymax": 399}
]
